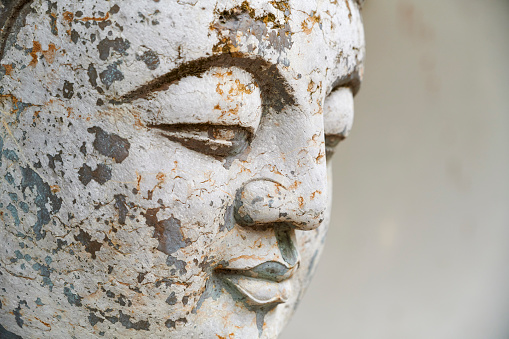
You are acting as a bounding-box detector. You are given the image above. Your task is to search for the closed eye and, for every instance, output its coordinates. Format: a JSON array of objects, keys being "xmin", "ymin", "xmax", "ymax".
[
  {"xmin": 148, "ymin": 123, "xmax": 251, "ymax": 159},
  {"xmin": 323, "ymin": 86, "xmax": 355, "ymax": 161}
]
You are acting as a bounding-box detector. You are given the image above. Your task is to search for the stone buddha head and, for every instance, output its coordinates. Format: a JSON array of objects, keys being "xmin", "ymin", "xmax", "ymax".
[{"xmin": 0, "ymin": 0, "xmax": 364, "ymax": 337}]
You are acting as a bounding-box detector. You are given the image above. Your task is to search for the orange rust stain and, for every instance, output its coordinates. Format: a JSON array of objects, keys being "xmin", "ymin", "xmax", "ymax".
[
  {"xmin": 2, "ymin": 64, "xmax": 13, "ymax": 76},
  {"xmin": 289, "ymin": 180, "xmax": 301, "ymax": 190},
  {"xmin": 307, "ymin": 80, "xmax": 316, "ymax": 93},
  {"xmin": 136, "ymin": 171, "xmax": 142, "ymax": 192},
  {"xmin": 156, "ymin": 172, "xmax": 166, "ymax": 183},
  {"xmin": 310, "ymin": 190, "xmax": 322, "ymax": 200},
  {"xmin": 215, "ymin": 334, "xmax": 234, "ymax": 339},
  {"xmin": 50, "ymin": 185, "xmax": 60, "ymax": 193},
  {"xmin": 63, "ymin": 11, "xmax": 74, "ymax": 22},
  {"xmin": 78, "ymin": 12, "xmax": 110, "ymax": 22},
  {"xmin": 344, "ymin": 0, "xmax": 353, "ymax": 22},
  {"xmin": 0, "ymin": 94, "xmax": 21, "ymax": 114},
  {"xmin": 41, "ymin": 43, "xmax": 58, "ymax": 64},
  {"xmin": 298, "ymin": 196, "xmax": 304, "ymax": 208},
  {"xmin": 29, "ymin": 41, "xmax": 42, "ymax": 67},
  {"xmin": 33, "ymin": 317, "xmax": 51, "ymax": 328},
  {"xmin": 229, "ymin": 79, "xmax": 254, "ymax": 96},
  {"xmin": 218, "ymin": 103, "xmax": 240, "ymax": 119},
  {"xmin": 316, "ymin": 151, "xmax": 325, "ymax": 163},
  {"xmin": 32, "ymin": 111, "xmax": 40, "ymax": 122},
  {"xmin": 228, "ymin": 255, "xmax": 265, "ymax": 263},
  {"xmin": 216, "ymin": 83, "xmax": 224, "ymax": 96},
  {"xmin": 213, "ymin": 70, "xmax": 233, "ymax": 79},
  {"xmin": 301, "ymin": 14, "xmax": 320, "ymax": 35}
]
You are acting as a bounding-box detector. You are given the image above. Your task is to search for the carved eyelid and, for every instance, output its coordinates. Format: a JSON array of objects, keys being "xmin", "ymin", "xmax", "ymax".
[
  {"xmin": 148, "ymin": 123, "xmax": 252, "ymax": 159},
  {"xmin": 133, "ymin": 67, "xmax": 263, "ymax": 134},
  {"xmin": 327, "ymin": 68, "xmax": 362, "ymax": 98},
  {"xmin": 323, "ymin": 86, "xmax": 355, "ymax": 160}
]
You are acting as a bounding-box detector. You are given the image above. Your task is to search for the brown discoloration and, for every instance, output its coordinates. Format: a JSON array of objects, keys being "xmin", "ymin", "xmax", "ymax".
[
  {"xmin": 49, "ymin": 12, "xmax": 58, "ymax": 35},
  {"xmin": 270, "ymin": 1, "xmax": 290, "ymax": 13},
  {"xmin": 78, "ymin": 12, "xmax": 110, "ymax": 22},
  {"xmin": 136, "ymin": 49, "xmax": 160, "ymax": 70},
  {"xmin": 298, "ymin": 197, "xmax": 304, "ymax": 209},
  {"xmin": 310, "ymin": 190, "xmax": 321, "ymax": 200},
  {"xmin": 344, "ymin": 0, "xmax": 353, "ymax": 22},
  {"xmin": 63, "ymin": 11, "xmax": 74, "ymax": 22},
  {"xmin": 147, "ymin": 172, "xmax": 166, "ymax": 200},
  {"xmin": 74, "ymin": 229, "xmax": 103, "ymax": 259},
  {"xmin": 2, "ymin": 64, "xmax": 14, "ymax": 76},
  {"xmin": 78, "ymin": 163, "xmax": 112, "ymax": 186},
  {"xmin": 112, "ymin": 53, "xmax": 295, "ymax": 112},
  {"xmin": 211, "ymin": 1, "xmax": 292, "ymax": 57},
  {"xmin": 29, "ymin": 41, "xmax": 42, "ymax": 67},
  {"xmin": 288, "ymin": 181, "xmax": 301, "ymax": 191},
  {"xmin": 41, "ymin": 43, "xmax": 58, "ymax": 64},
  {"xmin": 301, "ymin": 13, "xmax": 320, "ymax": 35}
]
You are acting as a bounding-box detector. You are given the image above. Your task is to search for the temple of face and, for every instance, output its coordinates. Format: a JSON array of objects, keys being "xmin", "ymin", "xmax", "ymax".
[{"xmin": 0, "ymin": 0, "xmax": 364, "ymax": 337}]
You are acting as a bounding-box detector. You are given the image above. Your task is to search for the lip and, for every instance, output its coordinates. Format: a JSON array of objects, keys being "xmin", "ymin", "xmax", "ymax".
[{"xmin": 216, "ymin": 261, "xmax": 298, "ymax": 306}]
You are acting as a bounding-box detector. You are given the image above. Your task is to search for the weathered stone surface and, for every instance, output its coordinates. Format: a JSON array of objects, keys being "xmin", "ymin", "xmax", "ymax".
[{"xmin": 0, "ymin": 0, "xmax": 364, "ymax": 337}]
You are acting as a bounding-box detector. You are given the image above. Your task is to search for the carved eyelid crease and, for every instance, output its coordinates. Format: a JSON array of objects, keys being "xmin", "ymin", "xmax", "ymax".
[{"xmin": 149, "ymin": 123, "xmax": 252, "ymax": 159}]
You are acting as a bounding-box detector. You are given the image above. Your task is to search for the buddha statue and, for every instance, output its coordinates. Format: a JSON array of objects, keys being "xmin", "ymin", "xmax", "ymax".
[{"xmin": 0, "ymin": 0, "xmax": 364, "ymax": 337}]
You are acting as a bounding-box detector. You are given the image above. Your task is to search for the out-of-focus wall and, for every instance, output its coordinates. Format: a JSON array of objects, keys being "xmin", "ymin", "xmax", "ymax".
[{"xmin": 283, "ymin": 1, "xmax": 509, "ymax": 338}]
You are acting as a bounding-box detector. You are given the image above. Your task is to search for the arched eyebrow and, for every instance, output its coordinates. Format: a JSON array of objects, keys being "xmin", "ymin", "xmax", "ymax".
[
  {"xmin": 329, "ymin": 68, "xmax": 362, "ymax": 96},
  {"xmin": 110, "ymin": 53, "xmax": 296, "ymax": 113}
]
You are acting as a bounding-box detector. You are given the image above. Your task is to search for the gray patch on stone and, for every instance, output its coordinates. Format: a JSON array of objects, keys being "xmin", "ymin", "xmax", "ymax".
[
  {"xmin": 274, "ymin": 228, "xmax": 298, "ymax": 266},
  {"xmin": 3, "ymin": 149, "xmax": 19, "ymax": 161},
  {"xmin": 220, "ymin": 203, "xmax": 235, "ymax": 232},
  {"xmin": 7, "ymin": 203, "xmax": 20, "ymax": 226},
  {"xmin": 144, "ymin": 209, "xmax": 189, "ymax": 255},
  {"xmin": 114, "ymin": 194, "xmax": 128, "ymax": 224},
  {"xmin": 20, "ymin": 166, "xmax": 62, "ymax": 240},
  {"xmin": 117, "ymin": 311, "xmax": 149, "ymax": 331},
  {"xmin": 99, "ymin": 62, "xmax": 124, "ymax": 89},
  {"xmin": 13, "ymin": 300, "xmax": 28, "ymax": 328},
  {"xmin": 136, "ymin": 49, "xmax": 160, "ymax": 70},
  {"xmin": 165, "ymin": 291, "xmax": 177, "ymax": 305},
  {"xmin": 97, "ymin": 37, "xmax": 130, "ymax": 61},
  {"xmin": 62, "ymin": 80, "xmax": 74, "ymax": 99},
  {"xmin": 192, "ymin": 275, "xmax": 223, "ymax": 314},
  {"xmin": 0, "ymin": 323, "xmax": 23, "ymax": 338},
  {"xmin": 88, "ymin": 312, "xmax": 104, "ymax": 326},
  {"xmin": 87, "ymin": 126, "xmax": 130, "ymax": 163},
  {"xmin": 166, "ymin": 255, "xmax": 187, "ymax": 275},
  {"xmin": 78, "ymin": 163, "xmax": 112, "ymax": 186},
  {"xmin": 87, "ymin": 63, "xmax": 98, "ymax": 87},
  {"xmin": 63, "ymin": 286, "xmax": 82, "ymax": 307}
]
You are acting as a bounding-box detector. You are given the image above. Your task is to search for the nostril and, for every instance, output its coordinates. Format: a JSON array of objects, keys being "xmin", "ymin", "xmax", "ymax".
[{"xmin": 233, "ymin": 179, "xmax": 287, "ymax": 227}]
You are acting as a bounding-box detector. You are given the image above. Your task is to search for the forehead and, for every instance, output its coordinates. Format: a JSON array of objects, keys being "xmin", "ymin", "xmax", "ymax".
[{"xmin": 3, "ymin": 0, "xmax": 364, "ymax": 101}]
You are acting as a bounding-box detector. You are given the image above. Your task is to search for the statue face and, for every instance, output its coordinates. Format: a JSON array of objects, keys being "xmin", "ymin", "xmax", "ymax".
[{"xmin": 0, "ymin": 0, "xmax": 364, "ymax": 337}]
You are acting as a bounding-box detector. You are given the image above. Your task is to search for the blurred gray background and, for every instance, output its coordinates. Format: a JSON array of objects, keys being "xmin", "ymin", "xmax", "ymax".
[{"xmin": 283, "ymin": 1, "xmax": 509, "ymax": 338}]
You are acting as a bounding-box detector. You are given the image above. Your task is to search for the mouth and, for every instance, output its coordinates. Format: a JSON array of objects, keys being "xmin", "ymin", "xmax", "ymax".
[{"xmin": 216, "ymin": 261, "xmax": 299, "ymax": 306}]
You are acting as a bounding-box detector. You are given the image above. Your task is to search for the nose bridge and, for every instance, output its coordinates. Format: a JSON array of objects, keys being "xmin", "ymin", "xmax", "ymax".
[{"xmin": 233, "ymin": 94, "xmax": 329, "ymax": 230}]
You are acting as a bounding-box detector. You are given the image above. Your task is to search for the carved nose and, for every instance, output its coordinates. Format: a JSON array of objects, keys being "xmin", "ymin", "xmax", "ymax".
[{"xmin": 234, "ymin": 179, "xmax": 325, "ymax": 231}]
